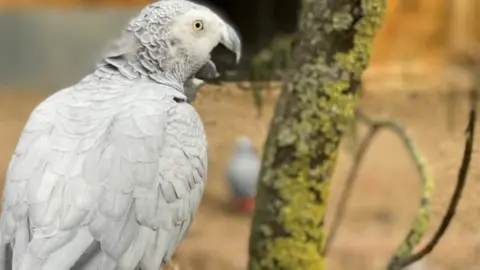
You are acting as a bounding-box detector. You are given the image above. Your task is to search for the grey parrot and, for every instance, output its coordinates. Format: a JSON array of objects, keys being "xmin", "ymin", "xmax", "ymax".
[
  {"xmin": 226, "ymin": 136, "xmax": 260, "ymax": 213},
  {"xmin": 0, "ymin": 1, "xmax": 241, "ymax": 270}
]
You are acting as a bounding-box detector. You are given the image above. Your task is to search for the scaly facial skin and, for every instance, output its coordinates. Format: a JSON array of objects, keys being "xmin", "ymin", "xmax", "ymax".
[
  {"xmin": 125, "ymin": 0, "xmax": 241, "ymax": 84},
  {"xmin": 184, "ymin": 60, "xmax": 219, "ymax": 103}
]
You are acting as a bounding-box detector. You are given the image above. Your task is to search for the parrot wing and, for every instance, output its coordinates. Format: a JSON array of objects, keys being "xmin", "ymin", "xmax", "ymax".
[{"xmin": 0, "ymin": 81, "xmax": 208, "ymax": 270}]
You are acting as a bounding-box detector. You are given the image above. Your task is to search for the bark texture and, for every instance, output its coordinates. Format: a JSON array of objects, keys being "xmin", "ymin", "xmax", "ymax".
[{"xmin": 247, "ymin": 1, "xmax": 386, "ymax": 269}]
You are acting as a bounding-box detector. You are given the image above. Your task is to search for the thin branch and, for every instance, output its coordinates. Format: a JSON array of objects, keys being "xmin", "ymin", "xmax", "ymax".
[
  {"xmin": 325, "ymin": 118, "xmax": 379, "ymax": 253},
  {"xmin": 326, "ymin": 111, "xmax": 434, "ymax": 262},
  {"xmin": 327, "ymin": 84, "xmax": 477, "ymax": 269},
  {"xmin": 393, "ymin": 87, "xmax": 477, "ymax": 269},
  {"xmin": 379, "ymin": 117, "xmax": 433, "ymax": 270}
]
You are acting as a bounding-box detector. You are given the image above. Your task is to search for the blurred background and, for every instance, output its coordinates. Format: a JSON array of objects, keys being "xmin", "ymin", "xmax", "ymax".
[{"xmin": 0, "ymin": 0, "xmax": 479, "ymax": 269}]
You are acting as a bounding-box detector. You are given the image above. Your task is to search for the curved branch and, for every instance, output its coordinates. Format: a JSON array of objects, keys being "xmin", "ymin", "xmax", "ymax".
[
  {"xmin": 327, "ymin": 87, "xmax": 477, "ymax": 269},
  {"xmin": 374, "ymin": 115, "xmax": 434, "ymax": 269},
  {"xmin": 392, "ymin": 88, "xmax": 477, "ymax": 269},
  {"xmin": 325, "ymin": 111, "xmax": 434, "ymax": 267},
  {"xmin": 325, "ymin": 118, "xmax": 379, "ymax": 253}
]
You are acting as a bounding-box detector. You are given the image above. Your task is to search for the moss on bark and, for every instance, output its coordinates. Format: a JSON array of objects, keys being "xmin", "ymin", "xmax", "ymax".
[{"xmin": 247, "ymin": 0, "xmax": 386, "ymax": 269}]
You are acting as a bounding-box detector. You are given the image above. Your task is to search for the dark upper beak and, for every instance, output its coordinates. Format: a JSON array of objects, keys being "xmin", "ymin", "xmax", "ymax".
[
  {"xmin": 195, "ymin": 60, "xmax": 219, "ymax": 80},
  {"xmin": 194, "ymin": 60, "xmax": 222, "ymax": 85}
]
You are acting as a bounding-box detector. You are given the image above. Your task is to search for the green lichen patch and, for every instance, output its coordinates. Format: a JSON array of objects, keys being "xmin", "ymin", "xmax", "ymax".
[{"xmin": 248, "ymin": 0, "xmax": 386, "ymax": 270}]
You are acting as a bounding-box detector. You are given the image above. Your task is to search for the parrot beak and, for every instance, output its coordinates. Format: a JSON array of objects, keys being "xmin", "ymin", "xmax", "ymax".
[
  {"xmin": 195, "ymin": 60, "xmax": 219, "ymax": 80},
  {"xmin": 194, "ymin": 59, "xmax": 222, "ymax": 85},
  {"xmin": 193, "ymin": 22, "xmax": 240, "ymax": 86},
  {"xmin": 219, "ymin": 23, "xmax": 242, "ymax": 64}
]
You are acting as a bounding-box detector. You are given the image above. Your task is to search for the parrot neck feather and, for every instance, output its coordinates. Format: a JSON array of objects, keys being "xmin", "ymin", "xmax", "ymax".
[{"xmin": 94, "ymin": 54, "xmax": 186, "ymax": 94}]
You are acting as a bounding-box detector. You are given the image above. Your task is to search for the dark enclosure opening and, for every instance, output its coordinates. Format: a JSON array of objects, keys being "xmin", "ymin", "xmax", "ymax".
[{"xmin": 194, "ymin": 0, "xmax": 300, "ymax": 74}]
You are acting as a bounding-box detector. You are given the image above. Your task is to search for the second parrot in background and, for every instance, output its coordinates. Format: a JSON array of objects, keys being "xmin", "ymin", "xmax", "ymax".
[{"xmin": 226, "ymin": 136, "xmax": 261, "ymax": 213}]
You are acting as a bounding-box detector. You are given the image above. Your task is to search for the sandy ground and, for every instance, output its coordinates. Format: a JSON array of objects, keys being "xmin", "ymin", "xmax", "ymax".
[{"xmin": 0, "ymin": 84, "xmax": 479, "ymax": 270}]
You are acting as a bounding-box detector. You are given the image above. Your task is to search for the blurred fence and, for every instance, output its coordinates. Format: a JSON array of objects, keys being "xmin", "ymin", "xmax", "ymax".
[
  {"xmin": 0, "ymin": 0, "xmax": 479, "ymax": 92},
  {"xmin": 0, "ymin": 9, "xmax": 138, "ymax": 91}
]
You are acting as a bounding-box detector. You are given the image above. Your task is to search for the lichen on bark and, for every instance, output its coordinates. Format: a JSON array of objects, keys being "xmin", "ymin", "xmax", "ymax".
[{"xmin": 247, "ymin": 0, "xmax": 386, "ymax": 269}]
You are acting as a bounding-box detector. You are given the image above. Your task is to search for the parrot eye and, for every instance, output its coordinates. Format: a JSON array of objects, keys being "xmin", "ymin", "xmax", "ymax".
[{"xmin": 192, "ymin": 20, "xmax": 204, "ymax": 31}]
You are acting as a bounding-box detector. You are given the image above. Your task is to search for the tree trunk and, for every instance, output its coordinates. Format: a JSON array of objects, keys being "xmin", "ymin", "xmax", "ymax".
[{"xmin": 247, "ymin": 0, "xmax": 387, "ymax": 269}]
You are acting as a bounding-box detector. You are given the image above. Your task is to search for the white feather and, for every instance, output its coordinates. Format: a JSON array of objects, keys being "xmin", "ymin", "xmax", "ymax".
[
  {"xmin": 0, "ymin": 83, "xmax": 207, "ymax": 270},
  {"xmin": 0, "ymin": 1, "xmax": 243, "ymax": 269},
  {"xmin": 42, "ymin": 227, "xmax": 94, "ymax": 270}
]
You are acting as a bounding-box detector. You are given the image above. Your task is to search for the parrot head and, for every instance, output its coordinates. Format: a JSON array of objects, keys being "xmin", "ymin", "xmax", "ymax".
[
  {"xmin": 102, "ymin": 0, "xmax": 241, "ymax": 90},
  {"xmin": 235, "ymin": 136, "xmax": 256, "ymax": 154}
]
